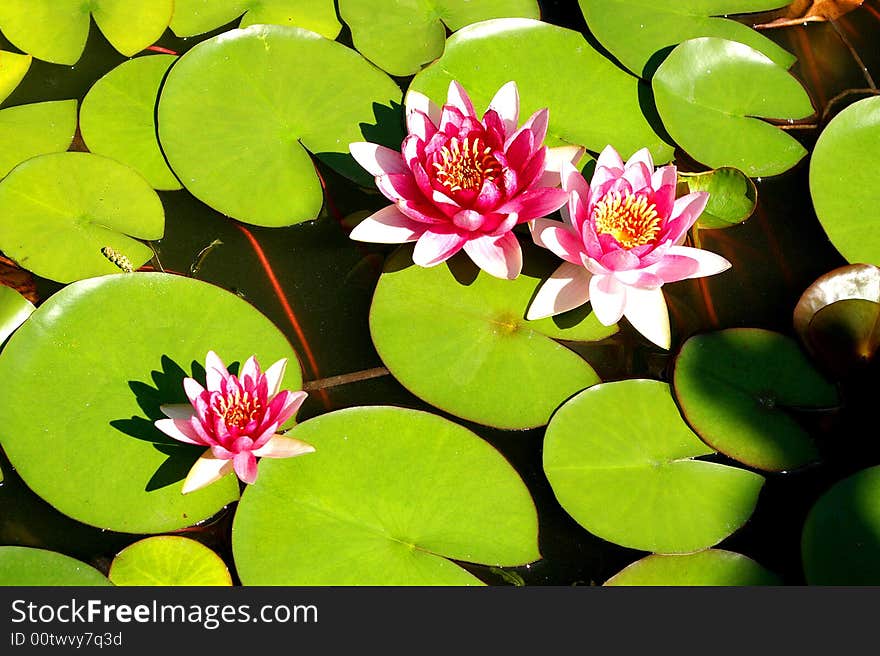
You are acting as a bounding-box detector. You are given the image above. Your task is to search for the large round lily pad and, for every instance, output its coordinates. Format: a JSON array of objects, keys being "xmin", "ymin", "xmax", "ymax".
[
  {"xmin": 0, "ymin": 50, "xmax": 31, "ymax": 104},
  {"xmin": 409, "ymin": 18, "xmax": 673, "ymax": 162},
  {"xmin": 653, "ymin": 37, "xmax": 814, "ymax": 177},
  {"xmin": 604, "ymin": 549, "xmax": 781, "ymax": 586},
  {"xmin": 0, "ymin": 272, "xmax": 303, "ymax": 533},
  {"xmin": 810, "ymin": 96, "xmax": 880, "ymax": 265},
  {"xmin": 543, "ymin": 379, "xmax": 764, "ymax": 554},
  {"xmin": 0, "ymin": 546, "xmax": 111, "ymax": 586},
  {"xmin": 170, "ymin": 0, "xmax": 341, "ymax": 38},
  {"xmin": 339, "ymin": 0, "xmax": 539, "ymax": 76},
  {"xmin": 0, "ymin": 285, "xmax": 34, "ymax": 346},
  {"xmin": 369, "ymin": 247, "xmax": 614, "ymax": 429},
  {"xmin": 0, "ymin": 152, "xmax": 164, "ymax": 283},
  {"xmin": 673, "ymin": 329, "xmax": 839, "ymax": 472},
  {"xmin": 0, "ymin": 100, "xmax": 78, "ymax": 179},
  {"xmin": 80, "ymin": 55, "xmax": 181, "ymax": 191},
  {"xmin": 579, "ymin": 0, "xmax": 794, "ymax": 78},
  {"xmin": 233, "ymin": 406, "xmax": 539, "ymax": 585},
  {"xmin": 158, "ymin": 24, "xmax": 402, "ymax": 227},
  {"xmin": 109, "ymin": 536, "xmax": 232, "ymax": 586},
  {"xmin": 802, "ymin": 465, "xmax": 880, "ymax": 585},
  {"xmin": 0, "ymin": 0, "xmax": 174, "ymax": 65}
]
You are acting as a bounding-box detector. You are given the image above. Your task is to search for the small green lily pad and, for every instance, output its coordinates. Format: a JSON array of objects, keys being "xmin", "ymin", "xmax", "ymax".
[
  {"xmin": 233, "ymin": 406, "xmax": 539, "ymax": 585},
  {"xmin": 810, "ymin": 96, "xmax": 880, "ymax": 265},
  {"xmin": 158, "ymin": 24, "xmax": 402, "ymax": 227},
  {"xmin": 604, "ymin": 549, "xmax": 781, "ymax": 586},
  {"xmin": 170, "ymin": 0, "xmax": 341, "ymax": 39},
  {"xmin": 369, "ymin": 246, "xmax": 614, "ymax": 429},
  {"xmin": 794, "ymin": 264, "xmax": 880, "ymax": 339},
  {"xmin": 80, "ymin": 55, "xmax": 181, "ymax": 191},
  {"xmin": 802, "ymin": 465, "xmax": 880, "ymax": 585},
  {"xmin": 0, "ymin": 272, "xmax": 302, "ymax": 533},
  {"xmin": 544, "ymin": 379, "xmax": 764, "ymax": 554},
  {"xmin": 653, "ymin": 37, "xmax": 814, "ymax": 177},
  {"xmin": 579, "ymin": 0, "xmax": 794, "ymax": 78},
  {"xmin": 0, "ymin": 50, "xmax": 31, "ymax": 105},
  {"xmin": 673, "ymin": 329, "xmax": 839, "ymax": 472},
  {"xmin": 0, "ymin": 0, "xmax": 174, "ymax": 65},
  {"xmin": 0, "ymin": 546, "xmax": 111, "ymax": 586},
  {"xmin": 339, "ymin": 0, "xmax": 540, "ymax": 76},
  {"xmin": 0, "ymin": 152, "xmax": 164, "ymax": 283},
  {"xmin": 109, "ymin": 536, "xmax": 232, "ymax": 586},
  {"xmin": 681, "ymin": 167, "xmax": 757, "ymax": 229},
  {"xmin": 0, "ymin": 285, "xmax": 34, "ymax": 345},
  {"xmin": 409, "ymin": 18, "xmax": 673, "ymax": 162},
  {"xmin": 0, "ymin": 100, "xmax": 78, "ymax": 179}
]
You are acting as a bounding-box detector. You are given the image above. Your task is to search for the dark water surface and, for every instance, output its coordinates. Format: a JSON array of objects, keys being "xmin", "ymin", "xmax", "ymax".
[{"xmin": 0, "ymin": 1, "xmax": 878, "ymax": 585}]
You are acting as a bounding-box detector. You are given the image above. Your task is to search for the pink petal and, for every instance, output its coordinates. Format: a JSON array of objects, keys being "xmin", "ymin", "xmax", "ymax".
[
  {"xmin": 252, "ymin": 435, "xmax": 316, "ymax": 458},
  {"xmin": 183, "ymin": 377, "xmax": 206, "ymax": 404},
  {"xmin": 159, "ymin": 403, "xmax": 195, "ymax": 420},
  {"xmin": 406, "ymin": 110, "xmax": 437, "ymax": 142},
  {"xmin": 505, "ymin": 128, "xmax": 535, "ymax": 170},
  {"xmin": 398, "ymin": 201, "xmax": 448, "ymax": 225},
  {"xmin": 155, "ymin": 418, "xmax": 204, "ymax": 445},
  {"xmin": 651, "ymin": 164, "xmax": 677, "ymax": 191},
  {"xmin": 623, "ymin": 161, "xmax": 652, "ymax": 193},
  {"xmin": 350, "ymin": 205, "xmax": 425, "ymax": 243},
  {"xmin": 665, "ymin": 192, "xmax": 710, "ymax": 242},
  {"xmin": 595, "ymin": 145, "xmax": 624, "ymax": 174},
  {"xmin": 204, "ymin": 351, "xmax": 227, "ymax": 391},
  {"xmin": 405, "ymin": 89, "xmax": 441, "ymax": 125},
  {"xmin": 273, "ymin": 390, "xmax": 308, "ymax": 426},
  {"xmin": 412, "ymin": 230, "xmax": 468, "ymax": 267},
  {"xmin": 526, "ymin": 262, "xmax": 592, "ymax": 320},
  {"xmin": 599, "ymin": 249, "xmax": 641, "ymax": 272},
  {"xmin": 519, "ymin": 108, "xmax": 549, "ymax": 148},
  {"xmin": 624, "ymin": 147, "xmax": 654, "ymax": 174},
  {"xmin": 349, "ymin": 142, "xmax": 407, "ymax": 177},
  {"xmin": 487, "ymin": 81, "xmax": 519, "ymax": 135},
  {"xmin": 446, "ymin": 80, "xmax": 477, "ymax": 117},
  {"xmin": 462, "ymin": 232, "xmax": 522, "ymax": 279},
  {"xmin": 589, "ymin": 274, "xmax": 626, "ymax": 325},
  {"xmin": 539, "ymin": 145, "xmax": 585, "ymax": 187},
  {"xmin": 665, "ymin": 246, "xmax": 732, "ymax": 280},
  {"xmin": 452, "ymin": 209, "xmax": 485, "ymax": 231},
  {"xmin": 648, "ymin": 254, "xmax": 700, "ymax": 283},
  {"xmin": 233, "ymin": 451, "xmax": 259, "ymax": 485},
  {"xmin": 240, "ymin": 356, "xmax": 259, "ymax": 386},
  {"xmin": 530, "ymin": 218, "xmax": 584, "ymax": 265},
  {"xmin": 613, "ymin": 269, "xmax": 664, "ymax": 289},
  {"xmin": 622, "ymin": 286, "xmax": 671, "ymax": 349},
  {"xmin": 263, "ymin": 358, "xmax": 288, "ymax": 397},
  {"xmin": 376, "ymin": 173, "xmax": 421, "ymax": 203},
  {"xmin": 181, "ymin": 451, "xmax": 234, "ymax": 495},
  {"xmin": 500, "ymin": 187, "xmax": 568, "ymax": 220}
]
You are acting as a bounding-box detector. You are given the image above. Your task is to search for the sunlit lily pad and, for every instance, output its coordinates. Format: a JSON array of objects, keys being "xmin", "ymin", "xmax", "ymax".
[
  {"xmin": 810, "ymin": 96, "xmax": 880, "ymax": 265},
  {"xmin": 579, "ymin": 0, "xmax": 794, "ymax": 78},
  {"xmin": 794, "ymin": 264, "xmax": 880, "ymax": 338},
  {"xmin": 0, "ymin": 50, "xmax": 30, "ymax": 104},
  {"xmin": 0, "ymin": 285, "xmax": 34, "ymax": 346},
  {"xmin": 158, "ymin": 24, "xmax": 402, "ymax": 227},
  {"xmin": 340, "ymin": 0, "xmax": 539, "ymax": 76},
  {"xmin": 0, "ymin": 546, "xmax": 111, "ymax": 586},
  {"xmin": 170, "ymin": 0, "xmax": 341, "ymax": 39},
  {"xmin": 604, "ymin": 549, "xmax": 781, "ymax": 586},
  {"xmin": 0, "ymin": 152, "xmax": 164, "ymax": 283},
  {"xmin": 233, "ymin": 406, "xmax": 539, "ymax": 585},
  {"xmin": 109, "ymin": 536, "xmax": 232, "ymax": 586},
  {"xmin": 0, "ymin": 100, "xmax": 78, "ymax": 179},
  {"xmin": 673, "ymin": 329, "xmax": 839, "ymax": 472},
  {"xmin": 369, "ymin": 246, "xmax": 614, "ymax": 429},
  {"xmin": 0, "ymin": 272, "xmax": 302, "ymax": 533},
  {"xmin": 802, "ymin": 465, "xmax": 880, "ymax": 585},
  {"xmin": 80, "ymin": 55, "xmax": 181, "ymax": 191},
  {"xmin": 805, "ymin": 300, "xmax": 880, "ymax": 378},
  {"xmin": 409, "ymin": 18, "xmax": 673, "ymax": 162},
  {"xmin": 544, "ymin": 380, "xmax": 764, "ymax": 553},
  {"xmin": 681, "ymin": 168, "xmax": 757, "ymax": 229},
  {"xmin": 0, "ymin": 0, "xmax": 174, "ymax": 65},
  {"xmin": 653, "ymin": 37, "xmax": 814, "ymax": 177}
]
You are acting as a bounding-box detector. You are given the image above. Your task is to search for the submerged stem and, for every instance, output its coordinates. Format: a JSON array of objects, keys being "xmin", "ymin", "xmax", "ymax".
[{"xmin": 303, "ymin": 367, "xmax": 390, "ymax": 392}]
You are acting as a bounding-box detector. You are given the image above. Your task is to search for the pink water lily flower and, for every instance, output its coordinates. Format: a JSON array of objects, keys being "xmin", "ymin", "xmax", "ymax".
[
  {"xmin": 528, "ymin": 145, "xmax": 731, "ymax": 349},
  {"xmin": 348, "ymin": 80, "xmax": 583, "ymax": 279},
  {"xmin": 154, "ymin": 351, "xmax": 314, "ymax": 494}
]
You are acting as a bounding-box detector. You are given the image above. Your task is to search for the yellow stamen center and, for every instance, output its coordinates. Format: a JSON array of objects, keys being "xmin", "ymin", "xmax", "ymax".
[
  {"xmin": 593, "ymin": 192, "xmax": 661, "ymax": 249},
  {"xmin": 433, "ymin": 136, "xmax": 500, "ymax": 193},
  {"xmin": 216, "ymin": 389, "xmax": 262, "ymax": 430}
]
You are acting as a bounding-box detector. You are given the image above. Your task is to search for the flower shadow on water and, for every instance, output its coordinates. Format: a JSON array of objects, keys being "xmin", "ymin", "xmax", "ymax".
[{"xmin": 108, "ymin": 355, "xmax": 240, "ymax": 492}]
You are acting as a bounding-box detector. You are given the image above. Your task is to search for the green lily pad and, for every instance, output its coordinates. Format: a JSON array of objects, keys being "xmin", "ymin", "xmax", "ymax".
[
  {"xmin": 233, "ymin": 406, "xmax": 539, "ymax": 585},
  {"xmin": 604, "ymin": 549, "xmax": 781, "ymax": 586},
  {"xmin": 579, "ymin": 0, "xmax": 794, "ymax": 78},
  {"xmin": 810, "ymin": 96, "xmax": 880, "ymax": 265},
  {"xmin": 802, "ymin": 465, "xmax": 880, "ymax": 585},
  {"xmin": 80, "ymin": 55, "xmax": 181, "ymax": 191},
  {"xmin": 0, "ymin": 100, "xmax": 78, "ymax": 179},
  {"xmin": 409, "ymin": 18, "xmax": 673, "ymax": 163},
  {"xmin": 0, "ymin": 272, "xmax": 303, "ymax": 533},
  {"xmin": 0, "ymin": 0, "xmax": 174, "ymax": 65},
  {"xmin": 109, "ymin": 536, "xmax": 232, "ymax": 586},
  {"xmin": 370, "ymin": 246, "xmax": 614, "ymax": 429},
  {"xmin": 0, "ymin": 546, "xmax": 111, "ymax": 586},
  {"xmin": 673, "ymin": 329, "xmax": 839, "ymax": 472},
  {"xmin": 170, "ymin": 0, "xmax": 341, "ymax": 39},
  {"xmin": 339, "ymin": 0, "xmax": 539, "ymax": 76},
  {"xmin": 0, "ymin": 285, "xmax": 34, "ymax": 346},
  {"xmin": 653, "ymin": 37, "xmax": 814, "ymax": 177},
  {"xmin": 157, "ymin": 24, "xmax": 402, "ymax": 227},
  {"xmin": 544, "ymin": 380, "xmax": 764, "ymax": 554},
  {"xmin": 0, "ymin": 50, "xmax": 31, "ymax": 104},
  {"xmin": 681, "ymin": 167, "xmax": 757, "ymax": 229},
  {"xmin": 0, "ymin": 152, "xmax": 164, "ymax": 283},
  {"xmin": 794, "ymin": 264, "xmax": 880, "ymax": 339}
]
